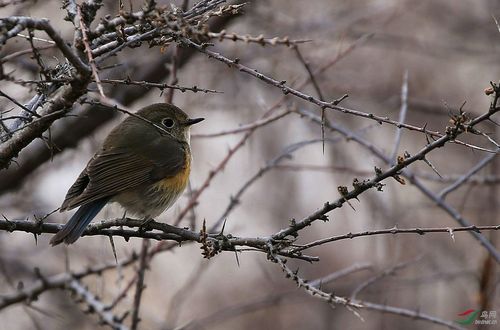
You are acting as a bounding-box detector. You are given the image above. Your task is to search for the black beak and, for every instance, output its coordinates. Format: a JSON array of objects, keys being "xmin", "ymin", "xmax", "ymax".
[{"xmin": 185, "ymin": 117, "xmax": 204, "ymax": 126}]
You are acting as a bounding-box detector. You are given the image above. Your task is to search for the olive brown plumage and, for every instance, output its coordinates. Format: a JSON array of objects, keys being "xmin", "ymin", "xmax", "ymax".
[{"xmin": 50, "ymin": 103, "xmax": 203, "ymax": 245}]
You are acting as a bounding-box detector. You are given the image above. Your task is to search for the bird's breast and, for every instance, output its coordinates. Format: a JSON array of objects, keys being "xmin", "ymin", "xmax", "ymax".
[{"xmin": 154, "ymin": 152, "xmax": 191, "ymax": 194}]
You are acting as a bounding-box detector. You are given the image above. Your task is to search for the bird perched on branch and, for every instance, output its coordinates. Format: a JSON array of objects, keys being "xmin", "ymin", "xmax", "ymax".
[{"xmin": 50, "ymin": 103, "xmax": 204, "ymax": 245}]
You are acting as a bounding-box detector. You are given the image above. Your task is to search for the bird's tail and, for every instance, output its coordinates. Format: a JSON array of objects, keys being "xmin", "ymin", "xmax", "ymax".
[{"xmin": 50, "ymin": 198, "xmax": 108, "ymax": 246}]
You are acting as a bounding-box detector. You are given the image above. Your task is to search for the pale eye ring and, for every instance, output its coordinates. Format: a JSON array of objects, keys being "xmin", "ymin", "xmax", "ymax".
[{"xmin": 162, "ymin": 118, "xmax": 174, "ymax": 128}]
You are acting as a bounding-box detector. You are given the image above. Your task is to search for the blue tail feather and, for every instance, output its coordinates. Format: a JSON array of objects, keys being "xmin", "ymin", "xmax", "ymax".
[{"xmin": 50, "ymin": 198, "xmax": 108, "ymax": 245}]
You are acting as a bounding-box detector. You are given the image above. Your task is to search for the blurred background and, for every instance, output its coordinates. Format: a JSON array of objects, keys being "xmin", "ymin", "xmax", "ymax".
[{"xmin": 0, "ymin": 0, "xmax": 499, "ymax": 329}]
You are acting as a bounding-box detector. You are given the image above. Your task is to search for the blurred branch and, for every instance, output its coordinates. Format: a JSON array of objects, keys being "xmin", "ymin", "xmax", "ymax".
[
  {"xmin": 268, "ymin": 243, "xmax": 464, "ymax": 330},
  {"xmin": 130, "ymin": 239, "xmax": 149, "ymax": 330},
  {"xmin": 193, "ymin": 109, "xmax": 290, "ymax": 138},
  {"xmin": 309, "ymin": 262, "xmax": 374, "ymax": 288},
  {"xmin": 295, "ymin": 99, "xmax": 500, "ymax": 262},
  {"xmin": 438, "ymin": 151, "xmax": 499, "ymax": 199},
  {"xmin": 180, "ymin": 263, "xmax": 372, "ymax": 329},
  {"xmin": 0, "ymin": 253, "xmax": 139, "ymax": 310},
  {"xmin": 174, "ymin": 126, "xmax": 255, "ymax": 226},
  {"xmin": 293, "ymin": 44, "xmax": 328, "ymax": 151},
  {"xmin": 292, "ymin": 45, "xmax": 325, "ymax": 101},
  {"xmin": 213, "ymin": 137, "xmax": 349, "ymax": 229},
  {"xmin": 0, "ymin": 0, "xmax": 33, "ymax": 7},
  {"xmin": 179, "ymin": 294, "xmax": 303, "ymax": 329},
  {"xmin": 350, "ymin": 257, "xmax": 422, "ymax": 299},
  {"xmin": 166, "ymin": 260, "xmax": 211, "ymax": 326},
  {"xmin": 1, "ymin": 83, "xmax": 61, "ymax": 139},
  {"xmin": 106, "ymin": 275, "xmax": 138, "ymax": 312},
  {"xmin": 390, "ymin": 70, "xmax": 409, "ymax": 162},
  {"xmin": 274, "ymin": 164, "xmax": 500, "ymax": 184},
  {"xmin": 345, "ymin": 28, "xmax": 500, "ymax": 61},
  {"xmin": 69, "ymin": 279, "xmax": 129, "ymax": 330},
  {"xmin": 165, "ymin": 44, "xmax": 179, "ymax": 104}
]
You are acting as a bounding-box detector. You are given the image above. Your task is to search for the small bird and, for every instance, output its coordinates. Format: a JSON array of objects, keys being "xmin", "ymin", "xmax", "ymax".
[{"xmin": 50, "ymin": 103, "xmax": 204, "ymax": 245}]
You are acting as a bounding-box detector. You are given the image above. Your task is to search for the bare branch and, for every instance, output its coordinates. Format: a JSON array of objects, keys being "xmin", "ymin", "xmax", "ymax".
[
  {"xmin": 390, "ymin": 70, "xmax": 409, "ymax": 162},
  {"xmin": 296, "ymin": 106, "xmax": 500, "ymax": 262},
  {"xmin": 180, "ymin": 37, "xmax": 497, "ymax": 153},
  {"xmin": 438, "ymin": 150, "xmax": 499, "ymax": 199},
  {"xmin": 292, "ymin": 225, "xmax": 500, "ymax": 253}
]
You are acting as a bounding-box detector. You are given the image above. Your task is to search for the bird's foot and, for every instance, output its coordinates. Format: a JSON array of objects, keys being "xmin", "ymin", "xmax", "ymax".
[{"xmin": 139, "ymin": 217, "xmax": 154, "ymax": 232}]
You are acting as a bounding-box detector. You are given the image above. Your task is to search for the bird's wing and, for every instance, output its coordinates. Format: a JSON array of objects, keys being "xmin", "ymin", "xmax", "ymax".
[
  {"xmin": 61, "ymin": 138, "xmax": 186, "ymax": 210},
  {"xmin": 60, "ymin": 167, "xmax": 90, "ymax": 210}
]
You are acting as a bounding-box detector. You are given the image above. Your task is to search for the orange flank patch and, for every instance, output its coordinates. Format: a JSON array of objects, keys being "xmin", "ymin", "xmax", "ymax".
[{"xmin": 155, "ymin": 156, "xmax": 191, "ymax": 195}]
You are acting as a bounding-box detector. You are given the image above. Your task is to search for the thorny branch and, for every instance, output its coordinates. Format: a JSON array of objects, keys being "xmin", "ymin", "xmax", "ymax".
[
  {"xmin": 0, "ymin": 217, "xmax": 498, "ymax": 262},
  {"xmin": 273, "ymin": 106, "xmax": 499, "ymax": 243},
  {"xmin": 180, "ymin": 37, "xmax": 499, "ymax": 153},
  {"xmin": 267, "ymin": 243, "xmax": 465, "ymax": 330},
  {"xmin": 296, "ymin": 106, "xmax": 500, "ymax": 263}
]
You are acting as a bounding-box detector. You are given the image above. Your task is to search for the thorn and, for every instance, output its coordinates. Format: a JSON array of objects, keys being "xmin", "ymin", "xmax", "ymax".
[
  {"xmin": 392, "ymin": 174, "xmax": 406, "ymax": 185},
  {"xmin": 422, "ymin": 157, "xmax": 442, "ymax": 178},
  {"xmin": 109, "ymin": 236, "xmax": 118, "ymax": 264},
  {"xmin": 447, "ymin": 228, "xmax": 455, "ymax": 242},
  {"xmin": 321, "ymin": 107, "xmax": 325, "ymax": 155},
  {"xmin": 219, "ymin": 218, "xmax": 227, "ymax": 236},
  {"xmin": 422, "ymin": 123, "xmax": 431, "ymax": 145},
  {"xmin": 234, "ymin": 250, "xmax": 240, "ymax": 267}
]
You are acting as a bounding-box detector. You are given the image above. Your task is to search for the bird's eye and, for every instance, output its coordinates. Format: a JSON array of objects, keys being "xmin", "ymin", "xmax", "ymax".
[{"xmin": 162, "ymin": 118, "xmax": 175, "ymax": 128}]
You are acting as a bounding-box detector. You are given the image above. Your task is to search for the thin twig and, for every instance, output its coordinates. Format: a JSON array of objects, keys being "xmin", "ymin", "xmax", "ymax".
[
  {"xmin": 165, "ymin": 44, "xmax": 180, "ymax": 103},
  {"xmin": 292, "ymin": 225, "xmax": 500, "ymax": 253},
  {"xmin": 0, "ymin": 253, "xmax": 140, "ymax": 310},
  {"xmin": 78, "ymin": 6, "xmax": 105, "ymax": 96},
  {"xmin": 390, "ymin": 70, "xmax": 409, "ymax": 162},
  {"xmin": 193, "ymin": 110, "xmax": 290, "ymax": 138},
  {"xmin": 438, "ymin": 150, "xmax": 499, "ymax": 199},
  {"xmin": 350, "ymin": 256, "xmax": 422, "ymax": 299}
]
